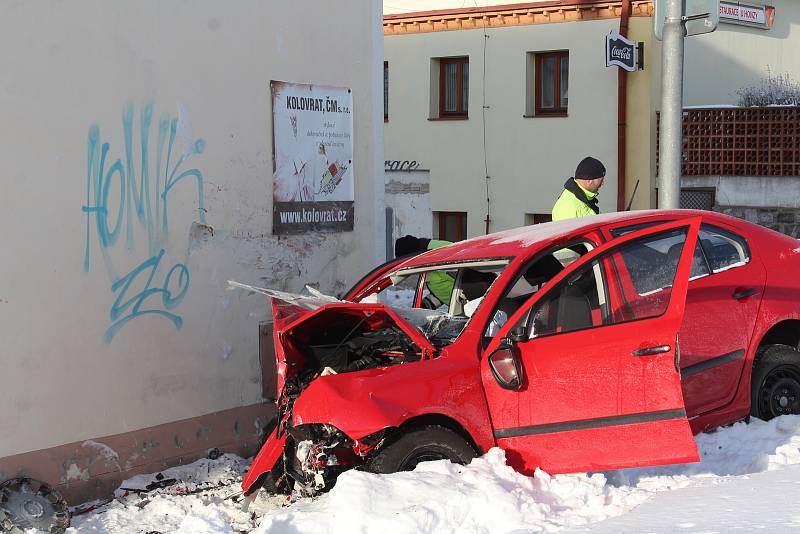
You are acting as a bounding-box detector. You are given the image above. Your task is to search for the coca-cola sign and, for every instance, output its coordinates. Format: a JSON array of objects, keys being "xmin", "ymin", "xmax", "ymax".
[{"xmin": 605, "ymin": 32, "xmax": 639, "ymax": 72}]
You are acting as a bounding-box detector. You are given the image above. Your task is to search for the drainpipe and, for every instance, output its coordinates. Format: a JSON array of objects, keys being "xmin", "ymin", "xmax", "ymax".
[{"xmin": 617, "ymin": 0, "xmax": 631, "ymax": 211}]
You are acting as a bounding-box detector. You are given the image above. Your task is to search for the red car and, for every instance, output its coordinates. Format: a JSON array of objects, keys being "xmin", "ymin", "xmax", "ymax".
[{"xmin": 242, "ymin": 210, "xmax": 800, "ymax": 498}]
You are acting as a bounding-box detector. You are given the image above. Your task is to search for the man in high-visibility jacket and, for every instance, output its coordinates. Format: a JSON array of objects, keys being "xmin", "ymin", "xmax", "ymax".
[
  {"xmin": 552, "ymin": 156, "xmax": 606, "ymax": 221},
  {"xmin": 394, "ymin": 235, "xmax": 454, "ymax": 306}
]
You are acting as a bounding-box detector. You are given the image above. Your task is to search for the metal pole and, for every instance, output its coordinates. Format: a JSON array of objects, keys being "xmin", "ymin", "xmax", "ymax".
[{"xmin": 658, "ymin": 0, "xmax": 685, "ymax": 209}]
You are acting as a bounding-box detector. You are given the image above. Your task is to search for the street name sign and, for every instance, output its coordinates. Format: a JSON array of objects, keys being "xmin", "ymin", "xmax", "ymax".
[
  {"xmin": 654, "ymin": 0, "xmax": 720, "ymax": 40},
  {"xmin": 719, "ymin": 1, "xmax": 775, "ymax": 28}
]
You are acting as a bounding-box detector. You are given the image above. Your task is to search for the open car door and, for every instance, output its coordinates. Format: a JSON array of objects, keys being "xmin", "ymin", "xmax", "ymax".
[{"xmin": 481, "ymin": 218, "xmax": 701, "ymax": 475}]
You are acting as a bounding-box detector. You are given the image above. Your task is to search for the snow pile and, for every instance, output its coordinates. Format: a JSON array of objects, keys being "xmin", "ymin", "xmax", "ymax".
[
  {"xmin": 255, "ymin": 448, "xmax": 649, "ymax": 534},
  {"xmin": 610, "ymin": 414, "xmax": 800, "ymax": 487},
  {"xmin": 68, "ymin": 416, "xmax": 800, "ymax": 533},
  {"xmin": 257, "ymin": 416, "xmax": 800, "ymax": 534},
  {"xmin": 67, "ymin": 454, "xmax": 284, "ymax": 534}
]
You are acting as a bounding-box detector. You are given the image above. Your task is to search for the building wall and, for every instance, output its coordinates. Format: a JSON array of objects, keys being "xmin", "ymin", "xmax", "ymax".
[
  {"xmin": 640, "ymin": 0, "xmax": 799, "ymax": 210},
  {"xmin": 683, "ymin": 0, "xmax": 800, "ymax": 106},
  {"xmin": 684, "ymin": 175, "xmax": 800, "ymax": 237},
  {"xmin": 680, "ymin": 174, "xmax": 800, "ymax": 237},
  {"xmin": 385, "ymin": 169, "xmax": 432, "ymax": 261},
  {"xmin": 384, "ymin": 17, "xmax": 621, "ymax": 237},
  {"xmin": 626, "ymin": 16, "xmax": 660, "ymax": 211},
  {"xmin": 0, "ymin": 0, "xmax": 383, "ymax": 501}
]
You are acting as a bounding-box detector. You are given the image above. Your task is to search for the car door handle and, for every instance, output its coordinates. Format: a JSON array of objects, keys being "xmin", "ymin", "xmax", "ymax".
[
  {"xmin": 732, "ymin": 287, "xmax": 757, "ymax": 300},
  {"xmin": 632, "ymin": 345, "xmax": 671, "ymax": 357}
]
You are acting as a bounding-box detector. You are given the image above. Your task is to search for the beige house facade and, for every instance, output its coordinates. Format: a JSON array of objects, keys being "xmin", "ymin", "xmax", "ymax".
[{"xmin": 384, "ymin": 0, "xmax": 799, "ymax": 240}]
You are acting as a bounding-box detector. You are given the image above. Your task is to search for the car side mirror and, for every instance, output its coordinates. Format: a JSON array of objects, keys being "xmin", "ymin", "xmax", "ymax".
[{"xmin": 488, "ymin": 342, "xmax": 524, "ymax": 390}]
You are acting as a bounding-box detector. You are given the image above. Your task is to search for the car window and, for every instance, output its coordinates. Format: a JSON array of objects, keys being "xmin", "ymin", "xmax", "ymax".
[
  {"xmin": 525, "ymin": 258, "xmax": 607, "ymax": 339},
  {"xmin": 698, "ymin": 227, "xmax": 749, "ymax": 273},
  {"xmin": 514, "ymin": 226, "xmax": 692, "ymax": 339},
  {"xmin": 417, "ymin": 268, "xmax": 458, "ymax": 311},
  {"xmin": 610, "ymin": 221, "xmax": 749, "ymax": 279},
  {"xmin": 373, "ymin": 273, "xmax": 421, "ymax": 307},
  {"xmin": 483, "ymin": 242, "xmax": 595, "ymax": 338},
  {"xmin": 607, "ymin": 227, "xmax": 692, "ymax": 323},
  {"xmin": 359, "ymin": 260, "xmax": 509, "ymax": 346}
]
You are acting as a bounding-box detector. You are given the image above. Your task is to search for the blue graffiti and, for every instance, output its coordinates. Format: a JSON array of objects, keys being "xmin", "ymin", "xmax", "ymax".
[
  {"xmin": 83, "ymin": 102, "xmax": 206, "ymax": 342},
  {"xmin": 104, "ymin": 249, "xmax": 190, "ymax": 343}
]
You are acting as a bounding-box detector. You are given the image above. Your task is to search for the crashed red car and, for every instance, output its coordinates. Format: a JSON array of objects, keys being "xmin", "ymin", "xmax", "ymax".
[{"xmin": 242, "ymin": 210, "xmax": 800, "ymax": 497}]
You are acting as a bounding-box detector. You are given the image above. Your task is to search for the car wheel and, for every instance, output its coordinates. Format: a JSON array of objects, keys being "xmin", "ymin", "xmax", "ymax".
[
  {"xmin": 0, "ymin": 478, "xmax": 69, "ymax": 534},
  {"xmin": 368, "ymin": 425, "xmax": 477, "ymax": 474},
  {"xmin": 751, "ymin": 344, "xmax": 800, "ymax": 421}
]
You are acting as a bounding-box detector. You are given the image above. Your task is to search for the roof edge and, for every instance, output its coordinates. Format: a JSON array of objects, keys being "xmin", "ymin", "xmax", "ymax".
[
  {"xmin": 384, "ymin": 0, "xmax": 615, "ymax": 20},
  {"xmin": 384, "ymin": 0, "xmax": 654, "ymax": 34}
]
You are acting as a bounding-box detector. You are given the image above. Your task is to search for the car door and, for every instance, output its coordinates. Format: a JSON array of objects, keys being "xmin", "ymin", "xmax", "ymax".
[
  {"xmin": 480, "ymin": 218, "xmax": 701, "ymax": 476},
  {"xmin": 602, "ymin": 221, "xmax": 766, "ymax": 417},
  {"xmin": 676, "ymin": 225, "xmax": 765, "ymax": 417}
]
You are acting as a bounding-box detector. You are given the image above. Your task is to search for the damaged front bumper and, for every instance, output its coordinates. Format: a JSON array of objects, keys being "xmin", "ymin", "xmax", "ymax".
[{"xmin": 242, "ymin": 418, "xmax": 385, "ymax": 497}]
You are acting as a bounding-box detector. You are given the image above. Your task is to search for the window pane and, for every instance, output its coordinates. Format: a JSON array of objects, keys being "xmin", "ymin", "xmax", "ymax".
[
  {"xmin": 527, "ymin": 259, "xmax": 603, "ymax": 338},
  {"xmin": 699, "ymin": 229, "xmax": 749, "ymax": 272},
  {"xmin": 610, "ymin": 228, "xmax": 688, "ymax": 322},
  {"xmin": 444, "ymin": 62, "xmax": 457, "ymax": 112},
  {"xmin": 377, "ymin": 273, "xmax": 419, "ymax": 307},
  {"xmin": 541, "ymin": 57, "xmax": 555, "ymax": 108},
  {"xmin": 560, "ymin": 56, "xmax": 569, "ymax": 108},
  {"xmin": 462, "ymin": 62, "xmax": 469, "ymax": 112},
  {"xmin": 421, "ymin": 269, "xmax": 457, "ymax": 308},
  {"xmin": 439, "ymin": 212, "xmax": 467, "ymax": 242},
  {"xmin": 444, "ymin": 214, "xmax": 458, "ymax": 241}
]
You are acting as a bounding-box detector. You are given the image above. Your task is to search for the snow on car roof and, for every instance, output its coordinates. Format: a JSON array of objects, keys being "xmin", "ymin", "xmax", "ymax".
[{"xmin": 401, "ymin": 210, "xmax": 701, "ymax": 267}]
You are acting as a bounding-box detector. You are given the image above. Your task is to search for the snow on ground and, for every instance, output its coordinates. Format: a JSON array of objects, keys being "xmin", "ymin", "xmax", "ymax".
[
  {"xmin": 69, "ymin": 415, "xmax": 800, "ymax": 533},
  {"xmin": 67, "ymin": 455, "xmax": 286, "ymax": 534}
]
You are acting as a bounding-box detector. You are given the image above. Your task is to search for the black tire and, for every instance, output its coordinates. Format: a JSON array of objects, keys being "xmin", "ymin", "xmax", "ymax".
[
  {"xmin": 368, "ymin": 425, "xmax": 477, "ymax": 474},
  {"xmin": 751, "ymin": 344, "xmax": 800, "ymax": 421}
]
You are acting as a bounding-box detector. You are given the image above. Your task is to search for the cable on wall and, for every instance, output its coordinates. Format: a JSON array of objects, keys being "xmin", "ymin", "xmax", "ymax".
[{"xmin": 479, "ymin": 4, "xmax": 491, "ymax": 235}]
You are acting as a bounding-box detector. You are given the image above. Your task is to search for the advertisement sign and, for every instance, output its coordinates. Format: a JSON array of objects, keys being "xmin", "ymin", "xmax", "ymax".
[
  {"xmin": 606, "ymin": 32, "xmax": 638, "ymax": 72},
  {"xmin": 719, "ymin": 1, "xmax": 775, "ymax": 28},
  {"xmin": 271, "ymin": 81, "xmax": 354, "ymax": 234}
]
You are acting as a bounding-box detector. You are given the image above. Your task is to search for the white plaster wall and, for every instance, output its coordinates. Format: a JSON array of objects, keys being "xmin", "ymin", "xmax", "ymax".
[
  {"xmin": 682, "ymin": 0, "xmax": 800, "ymax": 105},
  {"xmin": 385, "ymin": 169, "xmax": 432, "ymax": 259},
  {"xmin": 683, "ymin": 176, "xmax": 800, "ymax": 208},
  {"xmin": 384, "ymin": 19, "xmax": 619, "ymax": 237},
  {"xmin": 0, "ymin": 0, "xmax": 384, "ymax": 457}
]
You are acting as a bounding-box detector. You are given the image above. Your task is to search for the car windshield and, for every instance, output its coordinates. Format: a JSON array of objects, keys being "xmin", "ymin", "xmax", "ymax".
[{"xmin": 357, "ymin": 259, "xmax": 510, "ymax": 346}]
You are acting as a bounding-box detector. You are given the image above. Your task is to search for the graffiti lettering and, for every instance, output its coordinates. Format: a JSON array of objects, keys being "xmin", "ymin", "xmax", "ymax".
[
  {"xmin": 104, "ymin": 249, "xmax": 190, "ymax": 343},
  {"xmin": 384, "ymin": 160, "xmax": 420, "ymax": 172},
  {"xmin": 83, "ymin": 102, "xmax": 207, "ymax": 342}
]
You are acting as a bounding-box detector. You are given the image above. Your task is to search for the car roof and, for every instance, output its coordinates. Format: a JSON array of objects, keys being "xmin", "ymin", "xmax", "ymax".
[{"xmin": 400, "ymin": 210, "xmax": 716, "ymax": 267}]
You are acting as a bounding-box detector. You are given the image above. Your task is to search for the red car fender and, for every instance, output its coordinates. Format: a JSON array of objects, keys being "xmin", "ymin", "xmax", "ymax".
[
  {"xmin": 291, "ymin": 355, "xmax": 496, "ymax": 454},
  {"xmin": 241, "ymin": 429, "xmax": 286, "ymax": 494},
  {"xmin": 687, "ymin": 225, "xmax": 797, "ymax": 434}
]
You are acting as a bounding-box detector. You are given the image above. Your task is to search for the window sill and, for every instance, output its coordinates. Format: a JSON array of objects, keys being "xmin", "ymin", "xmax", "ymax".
[
  {"xmin": 428, "ymin": 116, "xmax": 469, "ymax": 121},
  {"xmin": 523, "ymin": 113, "xmax": 568, "ymax": 118}
]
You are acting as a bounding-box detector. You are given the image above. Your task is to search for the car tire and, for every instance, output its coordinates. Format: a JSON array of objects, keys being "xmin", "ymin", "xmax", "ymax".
[
  {"xmin": 368, "ymin": 425, "xmax": 477, "ymax": 474},
  {"xmin": 750, "ymin": 344, "xmax": 800, "ymax": 421}
]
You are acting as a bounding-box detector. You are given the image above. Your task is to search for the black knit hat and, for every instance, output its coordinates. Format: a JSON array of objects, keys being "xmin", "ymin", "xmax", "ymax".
[
  {"xmin": 395, "ymin": 235, "xmax": 423, "ymax": 258},
  {"xmin": 574, "ymin": 157, "xmax": 606, "ymax": 180}
]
